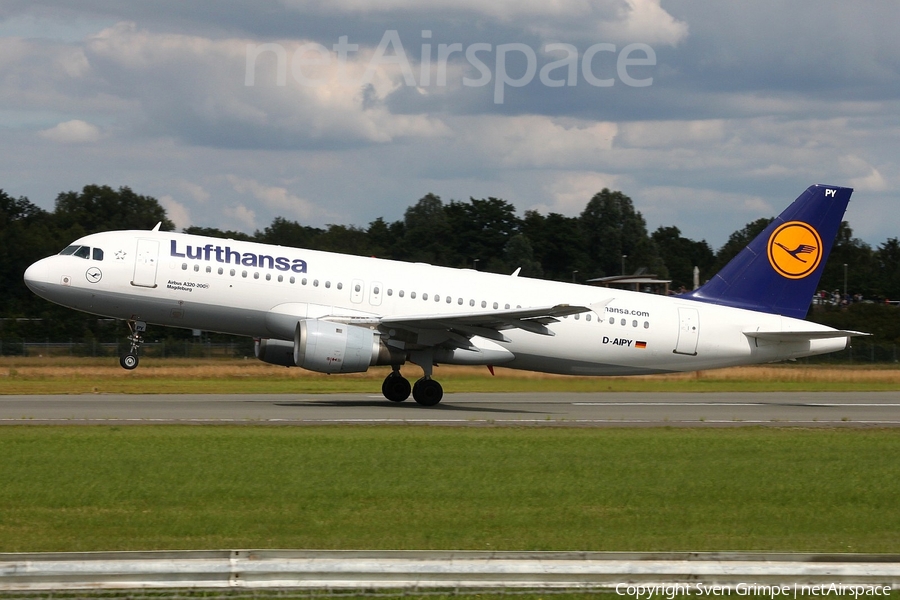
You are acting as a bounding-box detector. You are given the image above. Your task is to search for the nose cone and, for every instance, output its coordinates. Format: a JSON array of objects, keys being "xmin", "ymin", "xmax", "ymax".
[{"xmin": 23, "ymin": 257, "xmax": 51, "ymax": 295}]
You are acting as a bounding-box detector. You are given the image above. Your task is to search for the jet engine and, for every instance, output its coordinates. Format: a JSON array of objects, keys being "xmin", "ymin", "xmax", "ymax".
[
  {"xmin": 254, "ymin": 338, "xmax": 296, "ymax": 367},
  {"xmin": 294, "ymin": 319, "xmax": 403, "ymax": 373}
]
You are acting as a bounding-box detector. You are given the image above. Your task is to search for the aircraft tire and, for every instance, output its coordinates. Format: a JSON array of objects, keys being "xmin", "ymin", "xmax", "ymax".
[
  {"xmin": 382, "ymin": 373, "xmax": 411, "ymax": 402},
  {"xmin": 120, "ymin": 353, "xmax": 139, "ymax": 370},
  {"xmin": 412, "ymin": 378, "xmax": 443, "ymax": 406}
]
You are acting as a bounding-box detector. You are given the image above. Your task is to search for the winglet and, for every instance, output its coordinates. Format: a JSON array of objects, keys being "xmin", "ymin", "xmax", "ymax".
[{"xmin": 684, "ymin": 185, "xmax": 852, "ymax": 319}]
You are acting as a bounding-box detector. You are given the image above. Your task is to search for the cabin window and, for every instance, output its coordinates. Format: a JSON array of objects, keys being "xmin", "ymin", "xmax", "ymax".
[
  {"xmin": 574, "ymin": 314, "xmax": 580, "ymax": 320},
  {"xmin": 411, "ymin": 292, "xmax": 416, "ymax": 299},
  {"xmin": 218, "ymin": 267, "xmax": 223, "ymax": 275},
  {"xmin": 290, "ymin": 276, "xmax": 295, "ymax": 284},
  {"xmin": 313, "ymin": 279, "xmax": 319, "ymax": 287},
  {"xmin": 242, "ymin": 271, "xmax": 248, "ymax": 278},
  {"xmin": 446, "ymin": 296, "xmax": 452, "ymax": 304},
  {"xmin": 355, "ymin": 284, "xmax": 361, "ymax": 292},
  {"xmin": 387, "ymin": 289, "xmax": 393, "ymax": 296},
  {"xmin": 399, "ymin": 290, "xmax": 405, "ymax": 298},
  {"xmin": 337, "ymin": 283, "xmax": 343, "ymax": 290},
  {"xmin": 230, "ymin": 269, "xmax": 235, "ymax": 276},
  {"xmin": 302, "ymin": 278, "xmax": 307, "ymax": 285},
  {"xmin": 325, "ymin": 281, "xmax": 331, "ymax": 288},
  {"xmin": 373, "ymin": 286, "xmax": 379, "ymax": 294},
  {"xmin": 182, "ymin": 263, "xmax": 188, "ymax": 270},
  {"xmin": 609, "ymin": 317, "xmax": 614, "ymax": 324},
  {"xmin": 423, "ymin": 293, "xmax": 428, "ymax": 300},
  {"xmin": 194, "ymin": 264, "xmax": 199, "ymax": 272},
  {"xmin": 644, "ymin": 321, "xmax": 650, "ymax": 329},
  {"xmin": 266, "ymin": 273, "xmax": 271, "ymax": 281},
  {"xmin": 620, "ymin": 318, "xmax": 626, "ymax": 326},
  {"xmin": 92, "ymin": 248, "xmax": 104, "ymax": 261},
  {"xmin": 470, "ymin": 299, "xmax": 475, "ymax": 307},
  {"xmin": 505, "ymin": 303, "xmax": 510, "ymax": 309},
  {"xmin": 481, "ymin": 301, "xmax": 487, "ymax": 308},
  {"xmin": 632, "ymin": 320, "xmax": 638, "ymax": 327},
  {"xmin": 277, "ymin": 275, "xmax": 283, "ymax": 282},
  {"xmin": 493, "ymin": 302, "xmax": 498, "ymax": 309},
  {"xmin": 458, "ymin": 298, "xmax": 463, "ymax": 305},
  {"xmin": 206, "ymin": 266, "xmax": 212, "ymax": 273},
  {"xmin": 586, "ymin": 314, "xmax": 592, "ymax": 322}
]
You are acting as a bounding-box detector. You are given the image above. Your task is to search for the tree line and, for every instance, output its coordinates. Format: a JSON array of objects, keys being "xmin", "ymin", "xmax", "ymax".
[{"xmin": 1, "ymin": 184, "xmax": 898, "ymax": 346}]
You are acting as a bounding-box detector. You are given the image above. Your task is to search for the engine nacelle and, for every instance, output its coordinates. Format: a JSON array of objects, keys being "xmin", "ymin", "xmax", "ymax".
[
  {"xmin": 254, "ymin": 338, "xmax": 296, "ymax": 367},
  {"xmin": 294, "ymin": 319, "xmax": 402, "ymax": 373}
]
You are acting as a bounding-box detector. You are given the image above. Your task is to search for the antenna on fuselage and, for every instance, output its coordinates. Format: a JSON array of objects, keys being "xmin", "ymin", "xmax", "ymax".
[{"xmin": 152, "ymin": 222, "xmax": 162, "ymax": 232}]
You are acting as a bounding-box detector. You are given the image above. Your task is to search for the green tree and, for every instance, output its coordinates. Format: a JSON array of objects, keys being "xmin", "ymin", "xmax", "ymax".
[
  {"xmin": 521, "ymin": 210, "xmax": 587, "ymax": 282},
  {"xmin": 714, "ymin": 217, "xmax": 773, "ymax": 272},
  {"xmin": 53, "ymin": 185, "xmax": 174, "ymax": 234},
  {"xmin": 652, "ymin": 226, "xmax": 716, "ymax": 290},
  {"xmin": 503, "ymin": 233, "xmax": 543, "ymax": 278},
  {"xmin": 445, "ymin": 197, "xmax": 521, "ymax": 271},
  {"xmin": 400, "ymin": 193, "xmax": 452, "ymax": 264},
  {"xmin": 819, "ymin": 222, "xmax": 877, "ymax": 299},
  {"xmin": 579, "ymin": 188, "xmax": 662, "ymax": 279},
  {"xmin": 875, "ymin": 238, "xmax": 900, "ymax": 300},
  {"xmin": 253, "ymin": 217, "xmax": 321, "ymax": 247}
]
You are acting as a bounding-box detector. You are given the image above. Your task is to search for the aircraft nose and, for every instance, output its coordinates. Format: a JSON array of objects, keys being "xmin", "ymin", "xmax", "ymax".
[{"xmin": 23, "ymin": 258, "xmax": 51, "ymax": 293}]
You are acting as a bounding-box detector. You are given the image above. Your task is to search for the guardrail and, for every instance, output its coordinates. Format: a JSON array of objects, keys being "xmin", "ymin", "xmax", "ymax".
[{"xmin": 1, "ymin": 550, "xmax": 898, "ymax": 592}]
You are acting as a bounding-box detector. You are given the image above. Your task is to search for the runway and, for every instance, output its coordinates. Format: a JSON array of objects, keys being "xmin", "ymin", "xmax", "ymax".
[{"xmin": 0, "ymin": 392, "xmax": 898, "ymax": 426}]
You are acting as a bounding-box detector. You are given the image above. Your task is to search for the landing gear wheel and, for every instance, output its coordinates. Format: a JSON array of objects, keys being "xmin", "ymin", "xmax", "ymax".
[
  {"xmin": 412, "ymin": 378, "xmax": 443, "ymax": 406},
  {"xmin": 120, "ymin": 353, "xmax": 139, "ymax": 370},
  {"xmin": 382, "ymin": 372, "xmax": 411, "ymax": 402}
]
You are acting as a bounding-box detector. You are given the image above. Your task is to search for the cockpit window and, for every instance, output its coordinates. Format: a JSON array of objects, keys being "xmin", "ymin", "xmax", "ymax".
[{"xmin": 58, "ymin": 245, "xmax": 98, "ymax": 260}]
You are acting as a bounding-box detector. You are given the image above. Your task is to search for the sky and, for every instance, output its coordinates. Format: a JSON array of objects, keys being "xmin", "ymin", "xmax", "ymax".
[{"xmin": 0, "ymin": 1, "xmax": 898, "ymax": 249}]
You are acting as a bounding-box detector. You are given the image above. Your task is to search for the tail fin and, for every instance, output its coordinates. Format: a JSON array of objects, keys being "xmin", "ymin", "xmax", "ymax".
[{"xmin": 684, "ymin": 184, "xmax": 853, "ymax": 319}]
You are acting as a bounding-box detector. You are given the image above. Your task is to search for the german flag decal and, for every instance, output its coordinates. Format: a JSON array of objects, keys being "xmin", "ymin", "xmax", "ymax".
[{"xmin": 635, "ymin": 341, "xmax": 647, "ymax": 349}]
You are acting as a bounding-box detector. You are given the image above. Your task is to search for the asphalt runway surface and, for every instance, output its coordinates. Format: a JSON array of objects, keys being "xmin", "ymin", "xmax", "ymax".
[{"xmin": 0, "ymin": 391, "xmax": 898, "ymax": 426}]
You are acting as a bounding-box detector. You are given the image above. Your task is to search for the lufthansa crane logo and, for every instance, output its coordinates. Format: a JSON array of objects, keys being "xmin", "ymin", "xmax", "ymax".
[{"xmin": 767, "ymin": 221, "xmax": 823, "ymax": 279}]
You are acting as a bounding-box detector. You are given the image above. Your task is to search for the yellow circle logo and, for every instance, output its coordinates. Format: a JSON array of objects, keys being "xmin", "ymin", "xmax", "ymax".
[{"xmin": 767, "ymin": 221, "xmax": 823, "ymax": 279}]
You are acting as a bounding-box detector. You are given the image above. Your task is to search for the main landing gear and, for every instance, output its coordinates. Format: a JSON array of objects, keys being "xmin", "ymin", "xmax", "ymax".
[
  {"xmin": 119, "ymin": 320, "xmax": 146, "ymax": 370},
  {"xmin": 380, "ymin": 365, "xmax": 444, "ymax": 406}
]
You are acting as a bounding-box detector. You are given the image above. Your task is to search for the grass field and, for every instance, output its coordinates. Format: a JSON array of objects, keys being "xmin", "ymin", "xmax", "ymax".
[
  {"xmin": 1, "ymin": 358, "xmax": 900, "ymax": 394},
  {"xmin": 1, "ymin": 426, "xmax": 898, "ymax": 553}
]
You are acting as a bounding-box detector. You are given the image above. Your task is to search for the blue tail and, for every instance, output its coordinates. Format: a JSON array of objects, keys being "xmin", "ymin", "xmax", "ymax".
[{"xmin": 684, "ymin": 184, "xmax": 853, "ymax": 319}]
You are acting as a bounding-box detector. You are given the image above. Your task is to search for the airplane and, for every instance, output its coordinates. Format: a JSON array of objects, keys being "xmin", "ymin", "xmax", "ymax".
[{"xmin": 23, "ymin": 184, "xmax": 865, "ymax": 406}]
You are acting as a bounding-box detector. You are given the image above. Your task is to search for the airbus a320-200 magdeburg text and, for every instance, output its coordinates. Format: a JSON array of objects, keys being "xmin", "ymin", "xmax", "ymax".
[{"xmin": 24, "ymin": 184, "xmax": 865, "ymax": 406}]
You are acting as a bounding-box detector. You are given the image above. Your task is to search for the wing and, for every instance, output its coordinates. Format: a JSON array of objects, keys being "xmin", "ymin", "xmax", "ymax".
[{"xmin": 328, "ymin": 299, "xmax": 613, "ymax": 348}]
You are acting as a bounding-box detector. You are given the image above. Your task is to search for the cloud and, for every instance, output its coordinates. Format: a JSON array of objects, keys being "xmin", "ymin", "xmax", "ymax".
[
  {"xmin": 226, "ymin": 174, "xmax": 322, "ymax": 221},
  {"xmin": 38, "ymin": 119, "xmax": 101, "ymax": 142},
  {"xmin": 159, "ymin": 194, "xmax": 192, "ymax": 230}
]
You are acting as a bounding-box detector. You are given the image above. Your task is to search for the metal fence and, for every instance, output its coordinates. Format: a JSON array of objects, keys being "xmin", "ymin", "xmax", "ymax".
[{"xmin": 0, "ymin": 341, "xmax": 254, "ymax": 359}]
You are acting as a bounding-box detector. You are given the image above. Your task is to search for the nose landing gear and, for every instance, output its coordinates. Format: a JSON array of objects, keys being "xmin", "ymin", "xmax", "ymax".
[{"xmin": 120, "ymin": 320, "xmax": 146, "ymax": 370}]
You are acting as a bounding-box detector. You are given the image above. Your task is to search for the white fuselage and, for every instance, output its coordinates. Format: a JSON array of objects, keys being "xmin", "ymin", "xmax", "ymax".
[{"xmin": 24, "ymin": 230, "xmax": 847, "ymax": 376}]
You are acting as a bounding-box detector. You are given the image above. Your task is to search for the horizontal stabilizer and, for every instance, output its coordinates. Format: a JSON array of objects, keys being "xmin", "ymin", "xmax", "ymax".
[{"xmin": 744, "ymin": 330, "xmax": 869, "ymax": 342}]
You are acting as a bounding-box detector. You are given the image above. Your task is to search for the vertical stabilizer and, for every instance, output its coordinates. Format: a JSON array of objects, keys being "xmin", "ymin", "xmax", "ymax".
[{"xmin": 684, "ymin": 184, "xmax": 852, "ymax": 319}]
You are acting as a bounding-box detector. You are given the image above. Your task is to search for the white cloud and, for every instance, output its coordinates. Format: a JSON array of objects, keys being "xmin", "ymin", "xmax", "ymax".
[
  {"xmin": 224, "ymin": 204, "xmax": 257, "ymax": 230},
  {"xmin": 227, "ymin": 174, "xmax": 322, "ymax": 221},
  {"xmin": 38, "ymin": 119, "xmax": 101, "ymax": 143},
  {"xmin": 159, "ymin": 194, "xmax": 192, "ymax": 230},
  {"xmin": 533, "ymin": 172, "xmax": 624, "ymax": 215}
]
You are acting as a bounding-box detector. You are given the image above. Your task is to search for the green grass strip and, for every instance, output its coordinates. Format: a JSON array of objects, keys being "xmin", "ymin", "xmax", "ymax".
[{"xmin": 1, "ymin": 426, "xmax": 898, "ymax": 553}]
